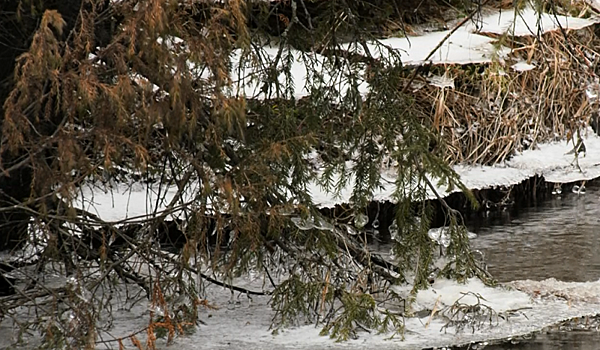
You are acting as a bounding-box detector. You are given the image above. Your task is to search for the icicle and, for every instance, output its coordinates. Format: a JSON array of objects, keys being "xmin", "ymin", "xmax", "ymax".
[{"xmin": 389, "ymin": 220, "xmax": 400, "ymax": 242}]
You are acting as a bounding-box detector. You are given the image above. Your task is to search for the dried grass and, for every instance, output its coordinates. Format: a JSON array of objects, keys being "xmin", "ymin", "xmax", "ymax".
[{"xmin": 408, "ymin": 27, "xmax": 599, "ymax": 165}]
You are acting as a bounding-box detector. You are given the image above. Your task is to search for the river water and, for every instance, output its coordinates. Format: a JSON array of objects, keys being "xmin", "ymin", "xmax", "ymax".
[
  {"xmin": 469, "ymin": 181, "xmax": 600, "ymax": 283},
  {"xmin": 465, "ymin": 180, "xmax": 600, "ymax": 349}
]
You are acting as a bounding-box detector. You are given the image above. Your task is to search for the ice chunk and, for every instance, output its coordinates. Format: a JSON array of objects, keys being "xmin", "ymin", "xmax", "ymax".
[
  {"xmin": 354, "ymin": 213, "xmax": 368, "ymax": 229},
  {"xmin": 427, "ymin": 74, "xmax": 455, "ymax": 89},
  {"xmin": 428, "ymin": 227, "xmax": 451, "ymax": 247},
  {"xmin": 511, "ymin": 61, "xmax": 536, "ymax": 72}
]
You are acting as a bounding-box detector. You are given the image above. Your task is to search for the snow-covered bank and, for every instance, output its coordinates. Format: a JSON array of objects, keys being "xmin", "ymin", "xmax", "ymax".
[
  {"xmin": 342, "ymin": 8, "xmax": 597, "ymax": 67},
  {"xmin": 4, "ymin": 270, "xmax": 600, "ymax": 349},
  {"xmin": 147, "ymin": 278, "xmax": 600, "ymax": 350},
  {"xmin": 310, "ymin": 129, "xmax": 600, "ymax": 208},
  {"xmin": 73, "ymin": 129, "xmax": 600, "ymax": 218},
  {"xmin": 225, "ymin": 8, "xmax": 598, "ymax": 100}
]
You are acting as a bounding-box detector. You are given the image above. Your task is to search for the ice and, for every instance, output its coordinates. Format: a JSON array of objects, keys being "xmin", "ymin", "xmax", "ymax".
[
  {"xmin": 342, "ymin": 224, "xmax": 359, "ymax": 236},
  {"xmin": 572, "ymin": 184, "xmax": 587, "ymax": 194},
  {"xmin": 354, "ymin": 212, "xmax": 369, "ymax": 229},
  {"xmin": 428, "ymin": 227, "xmax": 452, "ymax": 248},
  {"xmin": 428, "ymin": 74, "xmax": 455, "ymax": 88},
  {"xmin": 290, "ymin": 215, "xmax": 335, "ymax": 231},
  {"xmin": 389, "ymin": 220, "xmax": 400, "ymax": 241},
  {"xmin": 290, "ymin": 216, "xmax": 315, "ymax": 231},
  {"xmin": 372, "ymin": 218, "xmax": 380, "ymax": 229},
  {"xmin": 508, "ymin": 278, "xmax": 600, "ymax": 304},
  {"xmin": 394, "ymin": 278, "xmax": 532, "ymax": 314},
  {"xmin": 426, "ymin": 227, "xmax": 477, "ymax": 248}
]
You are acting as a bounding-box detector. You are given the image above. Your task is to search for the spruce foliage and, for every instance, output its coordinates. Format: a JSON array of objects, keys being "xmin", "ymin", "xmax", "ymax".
[{"xmin": 0, "ymin": 0, "xmax": 488, "ymax": 346}]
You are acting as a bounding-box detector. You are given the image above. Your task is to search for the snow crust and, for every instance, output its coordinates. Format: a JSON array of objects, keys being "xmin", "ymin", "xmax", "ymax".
[
  {"xmin": 509, "ymin": 131, "xmax": 600, "ymax": 183},
  {"xmin": 341, "ymin": 8, "xmax": 596, "ymax": 67},
  {"xmin": 217, "ymin": 8, "xmax": 598, "ymax": 100},
  {"xmin": 73, "ymin": 129, "xmax": 600, "ymax": 218},
  {"xmin": 128, "ymin": 278, "xmax": 600, "ymax": 350},
  {"xmin": 4, "ymin": 272, "xmax": 600, "ymax": 349},
  {"xmin": 393, "ymin": 277, "xmax": 532, "ymax": 314},
  {"xmin": 476, "ymin": 8, "xmax": 597, "ymax": 36},
  {"xmin": 310, "ymin": 128, "xmax": 600, "ymax": 208}
]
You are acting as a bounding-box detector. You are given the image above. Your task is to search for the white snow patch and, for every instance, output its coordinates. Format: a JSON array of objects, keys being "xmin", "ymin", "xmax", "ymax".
[
  {"xmin": 511, "ymin": 61, "xmax": 536, "ymax": 72},
  {"xmin": 75, "ymin": 182, "xmax": 189, "ymax": 221},
  {"xmin": 348, "ymin": 29, "xmax": 507, "ymax": 66},
  {"xmin": 476, "ymin": 7, "xmax": 598, "ymax": 37},
  {"xmin": 508, "ymin": 130, "xmax": 600, "ymax": 183},
  {"xmin": 225, "ymin": 47, "xmax": 369, "ymax": 100}
]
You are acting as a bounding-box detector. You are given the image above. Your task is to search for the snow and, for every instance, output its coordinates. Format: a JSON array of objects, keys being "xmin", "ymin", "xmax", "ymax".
[
  {"xmin": 345, "ymin": 29, "xmax": 507, "ymax": 66},
  {"xmin": 212, "ymin": 47, "xmax": 372, "ymax": 100},
  {"xmin": 509, "ymin": 130, "xmax": 600, "ymax": 183},
  {"xmin": 125, "ymin": 278, "xmax": 600, "ymax": 350},
  {"xmin": 511, "ymin": 61, "xmax": 537, "ymax": 72},
  {"xmin": 309, "ymin": 128, "xmax": 600, "ymax": 208},
  {"xmin": 76, "ymin": 183, "xmax": 183, "ymax": 221},
  {"xmin": 394, "ymin": 277, "xmax": 532, "ymax": 314},
  {"xmin": 72, "ymin": 129, "xmax": 600, "ymax": 218},
  {"xmin": 208, "ymin": 8, "xmax": 599, "ymax": 100},
  {"xmin": 4, "ymin": 270, "xmax": 600, "ymax": 349},
  {"xmin": 476, "ymin": 7, "xmax": 598, "ymax": 37},
  {"xmin": 338, "ymin": 8, "xmax": 597, "ymax": 67}
]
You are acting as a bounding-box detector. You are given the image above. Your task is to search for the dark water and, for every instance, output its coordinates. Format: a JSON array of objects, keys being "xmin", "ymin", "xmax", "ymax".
[
  {"xmin": 469, "ymin": 181, "xmax": 600, "ymax": 283},
  {"xmin": 483, "ymin": 331, "xmax": 600, "ymax": 350},
  {"xmin": 465, "ymin": 181, "xmax": 600, "ymax": 349}
]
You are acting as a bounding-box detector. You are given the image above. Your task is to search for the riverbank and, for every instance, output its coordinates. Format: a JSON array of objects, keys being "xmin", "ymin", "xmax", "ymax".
[
  {"xmin": 312, "ymin": 127, "xmax": 600, "ymax": 210},
  {"xmin": 4, "ymin": 4, "xmax": 600, "ymax": 349},
  {"xmin": 55, "ymin": 129, "xmax": 600, "ymax": 350}
]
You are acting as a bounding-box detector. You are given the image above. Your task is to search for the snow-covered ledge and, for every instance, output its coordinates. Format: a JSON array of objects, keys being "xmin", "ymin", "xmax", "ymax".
[{"xmin": 310, "ymin": 129, "xmax": 600, "ymax": 208}]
